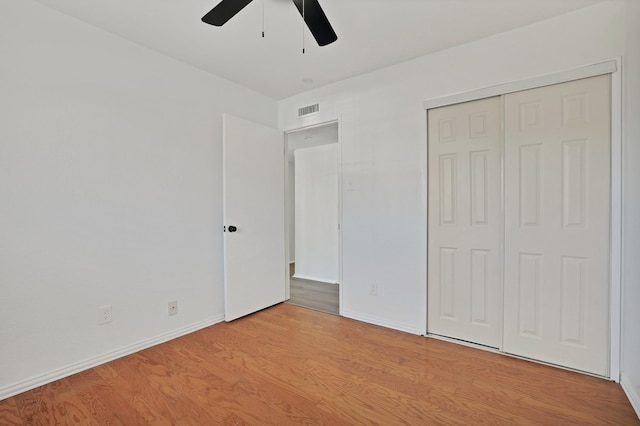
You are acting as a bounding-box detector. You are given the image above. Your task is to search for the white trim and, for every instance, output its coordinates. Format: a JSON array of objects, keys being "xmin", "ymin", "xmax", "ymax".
[
  {"xmin": 423, "ymin": 59, "xmax": 623, "ymax": 380},
  {"xmin": 291, "ymin": 274, "xmax": 338, "ymax": 285},
  {"xmin": 284, "ymin": 129, "xmax": 291, "ymax": 301},
  {"xmin": 621, "ymin": 376, "xmax": 640, "ymax": 420},
  {"xmin": 284, "ymin": 119, "xmax": 340, "ymax": 135},
  {"xmin": 423, "ymin": 61, "xmax": 617, "ymax": 110},
  {"xmin": 0, "ymin": 315, "xmax": 224, "ymax": 401},
  {"xmin": 337, "ymin": 116, "xmax": 344, "ymax": 316},
  {"xmin": 420, "ymin": 113, "xmax": 429, "ymax": 336},
  {"xmin": 342, "ymin": 310, "xmax": 423, "ymax": 335},
  {"xmin": 609, "ymin": 58, "xmax": 623, "ymax": 382}
]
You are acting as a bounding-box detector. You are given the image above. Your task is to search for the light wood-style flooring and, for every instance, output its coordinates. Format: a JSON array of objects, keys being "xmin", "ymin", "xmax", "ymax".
[
  {"xmin": 1, "ymin": 304, "xmax": 637, "ymax": 425},
  {"xmin": 286, "ymin": 278, "xmax": 339, "ymax": 315}
]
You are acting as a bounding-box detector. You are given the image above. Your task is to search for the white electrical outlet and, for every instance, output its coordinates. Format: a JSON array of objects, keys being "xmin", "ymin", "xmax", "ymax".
[
  {"xmin": 99, "ymin": 305, "xmax": 112, "ymax": 325},
  {"xmin": 168, "ymin": 301, "xmax": 178, "ymax": 316},
  {"xmin": 369, "ymin": 283, "xmax": 378, "ymax": 296}
]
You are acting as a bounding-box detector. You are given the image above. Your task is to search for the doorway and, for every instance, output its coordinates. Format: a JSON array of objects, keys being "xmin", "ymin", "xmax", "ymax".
[{"xmin": 284, "ymin": 122, "xmax": 340, "ymax": 315}]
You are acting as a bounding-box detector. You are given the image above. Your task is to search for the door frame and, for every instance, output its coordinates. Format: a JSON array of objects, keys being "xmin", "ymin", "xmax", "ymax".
[
  {"xmin": 423, "ymin": 59, "xmax": 623, "ymax": 381},
  {"xmin": 284, "ymin": 119, "xmax": 343, "ymax": 314}
]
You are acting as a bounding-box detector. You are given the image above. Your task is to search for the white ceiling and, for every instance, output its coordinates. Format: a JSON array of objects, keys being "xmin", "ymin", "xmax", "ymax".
[{"xmin": 33, "ymin": 0, "xmax": 606, "ymax": 100}]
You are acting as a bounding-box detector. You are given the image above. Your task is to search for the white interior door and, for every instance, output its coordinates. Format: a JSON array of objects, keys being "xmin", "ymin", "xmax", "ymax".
[
  {"xmin": 223, "ymin": 114, "xmax": 286, "ymax": 321},
  {"xmin": 428, "ymin": 96, "xmax": 503, "ymax": 348},
  {"xmin": 503, "ymin": 75, "xmax": 611, "ymax": 375}
]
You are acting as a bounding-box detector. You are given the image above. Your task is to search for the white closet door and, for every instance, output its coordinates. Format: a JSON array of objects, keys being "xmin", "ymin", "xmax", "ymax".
[
  {"xmin": 503, "ymin": 75, "xmax": 610, "ymax": 376},
  {"xmin": 428, "ymin": 97, "xmax": 503, "ymax": 348}
]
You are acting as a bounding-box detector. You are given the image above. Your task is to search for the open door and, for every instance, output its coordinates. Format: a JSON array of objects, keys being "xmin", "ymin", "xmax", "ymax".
[{"xmin": 223, "ymin": 114, "xmax": 286, "ymax": 321}]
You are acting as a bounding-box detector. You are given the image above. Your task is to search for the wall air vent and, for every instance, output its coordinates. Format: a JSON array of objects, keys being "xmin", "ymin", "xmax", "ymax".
[{"xmin": 298, "ymin": 103, "xmax": 320, "ymax": 118}]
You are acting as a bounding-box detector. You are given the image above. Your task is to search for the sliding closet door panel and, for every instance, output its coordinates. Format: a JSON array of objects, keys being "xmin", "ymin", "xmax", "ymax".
[
  {"xmin": 503, "ymin": 75, "xmax": 610, "ymax": 376},
  {"xmin": 428, "ymin": 97, "xmax": 502, "ymax": 348}
]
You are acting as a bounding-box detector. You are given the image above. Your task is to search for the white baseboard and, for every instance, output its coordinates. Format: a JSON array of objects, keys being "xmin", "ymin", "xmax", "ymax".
[
  {"xmin": 0, "ymin": 314, "xmax": 224, "ymax": 401},
  {"xmin": 291, "ymin": 274, "xmax": 337, "ymax": 284},
  {"xmin": 621, "ymin": 376, "xmax": 640, "ymax": 420},
  {"xmin": 341, "ymin": 310, "xmax": 422, "ymax": 335}
]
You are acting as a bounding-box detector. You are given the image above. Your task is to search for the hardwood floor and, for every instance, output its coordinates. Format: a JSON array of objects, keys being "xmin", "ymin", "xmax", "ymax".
[
  {"xmin": 1, "ymin": 304, "xmax": 637, "ymax": 425},
  {"xmin": 286, "ymin": 278, "xmax": 339, "ymax": 315}
]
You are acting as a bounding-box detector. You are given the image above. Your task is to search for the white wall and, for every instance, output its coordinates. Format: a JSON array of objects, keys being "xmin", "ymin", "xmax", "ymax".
[
  {"xmin": 278, "ymin": 2, "xmax": 625, "ymax": 335},
  {"xmin": 0, "ymin": 0, "xmax": 276, "ymax": 399},
  {"xmin": 294, "ymin": 144, "xmax": 339, "ymax": 283},
  {"xmin": 622, "ymin": 0, "xmax": 640, "ymax": 417},
  {"xmin": 286, "ymin": 123, "xmax": 340, "ymax": 266}
]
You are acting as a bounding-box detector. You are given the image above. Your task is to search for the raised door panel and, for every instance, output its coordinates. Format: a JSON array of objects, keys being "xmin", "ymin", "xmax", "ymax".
[
  {"xmin": 503, "ymin": 75, "xmax": 610, "ymax": 376},
  {"xmin": 427, "ymin": 97, "xmax": 503, "ymax": 348}
]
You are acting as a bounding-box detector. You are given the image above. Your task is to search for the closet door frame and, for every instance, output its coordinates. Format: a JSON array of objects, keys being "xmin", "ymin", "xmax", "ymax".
[{"xmin": 423, "ymin": 59, "xmax": 623, "ymax": 381}]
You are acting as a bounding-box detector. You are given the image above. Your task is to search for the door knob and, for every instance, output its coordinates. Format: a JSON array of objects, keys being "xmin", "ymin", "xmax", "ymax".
[{"xmin": 228, "ymin": 226, "xmax": 237, "ymax": 232}]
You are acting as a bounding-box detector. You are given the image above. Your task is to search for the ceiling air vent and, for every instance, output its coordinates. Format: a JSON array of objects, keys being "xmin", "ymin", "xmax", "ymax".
[{"xmin": 298, "ymin": 103, "xmax": 319, "ymax": 118}]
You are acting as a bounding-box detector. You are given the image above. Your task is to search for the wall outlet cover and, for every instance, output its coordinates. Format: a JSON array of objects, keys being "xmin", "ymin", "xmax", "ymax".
[
  {"xmin": 99, "ymin": 305, "xmax": 112, "ymax": 325},
  {"xmin": 168, "ymin": 301, "xmax": 178, "ymax": 316}
]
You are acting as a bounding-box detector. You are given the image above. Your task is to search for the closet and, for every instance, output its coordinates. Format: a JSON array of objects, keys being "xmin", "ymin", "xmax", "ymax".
[{"xmin": 427, "ymin": 75, "xmax": 611, "ymax": 377}]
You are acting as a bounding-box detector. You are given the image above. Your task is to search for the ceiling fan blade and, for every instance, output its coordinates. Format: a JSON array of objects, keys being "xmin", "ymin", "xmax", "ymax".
[
  {"xmin": 202, "ymin": 0, "xmax": 254, "ymax": 26},
  {"xmin": 291, "ymin": 0, "xmax": 337, "ymax": 46}
]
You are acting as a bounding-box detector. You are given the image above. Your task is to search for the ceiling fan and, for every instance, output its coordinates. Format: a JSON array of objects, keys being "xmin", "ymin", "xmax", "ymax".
[{"xmin": 201, "ymin": 0, "xmax": 338, "ymax": 47}]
